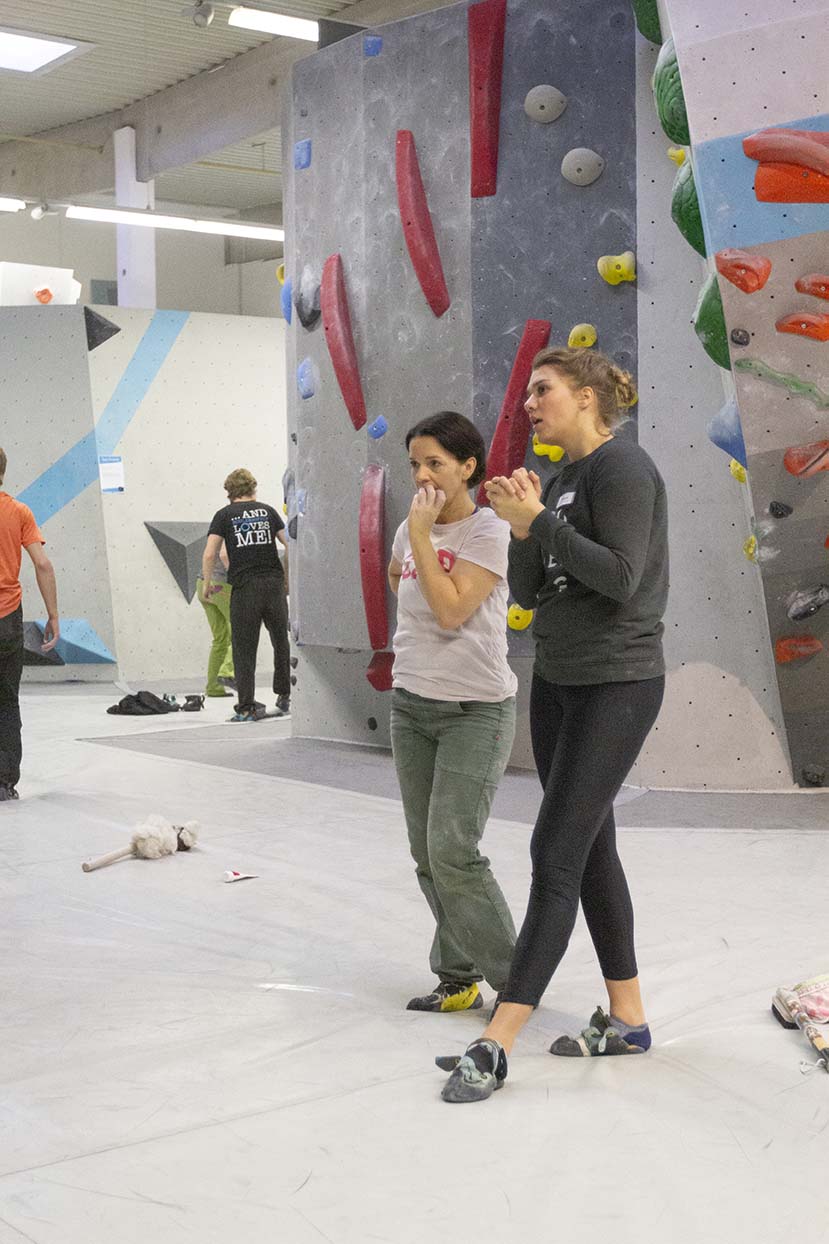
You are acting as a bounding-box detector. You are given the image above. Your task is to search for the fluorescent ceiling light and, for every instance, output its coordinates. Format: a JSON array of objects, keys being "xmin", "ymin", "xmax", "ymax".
[
  {"xmin": 0, "ymin": 197, "xmax": 26, "ymax": 212},
  {"xmin": 65, "ymin": 205, "xmax": 284, "ymax": 243},
  {"xmin": 0, "ymin": 27, "xmax": 91, "ymax": 74},
  {"xmin": 228, "ymin": 7, "xmax": 318, "ymax": 41}
]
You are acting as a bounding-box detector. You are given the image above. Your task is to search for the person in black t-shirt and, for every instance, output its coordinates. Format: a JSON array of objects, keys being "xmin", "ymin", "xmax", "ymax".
[{"xmin": 203, "ymin": 468, "xmax": 291, "ymax": 722}]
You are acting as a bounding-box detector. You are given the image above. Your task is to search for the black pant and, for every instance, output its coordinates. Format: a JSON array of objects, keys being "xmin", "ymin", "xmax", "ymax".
[
  {"xmin": 229, "ymin": 571, "xmax": 290, "ymax": 713},
  {"xmin": 502, "ymin": 674, "xmax": 665, "ymax": 1006},
  {"xmin": 0, "ymin": 607, "xmax": 24, "ymax": 787}
]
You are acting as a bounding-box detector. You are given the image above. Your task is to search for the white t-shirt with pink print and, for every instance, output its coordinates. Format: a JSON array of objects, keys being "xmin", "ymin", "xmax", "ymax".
[{"xmin": 391, "ymin": 506, "xmax": 517, "ymax": 703}]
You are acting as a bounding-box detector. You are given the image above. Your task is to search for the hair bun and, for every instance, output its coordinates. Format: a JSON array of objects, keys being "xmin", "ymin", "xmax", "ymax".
[{"xmin": 612, "ymin": 366, "xmax": 638, "ymax": 409}]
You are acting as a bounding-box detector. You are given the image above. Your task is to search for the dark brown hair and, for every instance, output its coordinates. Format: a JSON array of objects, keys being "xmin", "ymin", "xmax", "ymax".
[{"xmin": 405, "ymin": 411, "xmax": 487, "ymax": 488}]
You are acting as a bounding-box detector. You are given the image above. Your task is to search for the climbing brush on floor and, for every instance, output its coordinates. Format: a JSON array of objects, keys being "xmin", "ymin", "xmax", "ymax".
[{"xmin": 81, "ymin": 814, "xmax": 199, "ymax": 872}]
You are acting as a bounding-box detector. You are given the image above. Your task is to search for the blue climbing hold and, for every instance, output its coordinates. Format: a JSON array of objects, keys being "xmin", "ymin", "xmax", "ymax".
[
  {"xmin": 296, "ymin": 489, "xmax": 307, "ymax": 516},
  {"xmin": 294, "ymin": 140, "xmax": 312, "ymax": 170},
  {"xmin": 707, "ymin": 397, "xmax": 747, "ymax": 468},
  {"xmin": 364, "ymin": 34, "xmax": 383, "ymax": 56},
  {"xmin": 297, "ymin": 358, "xmax": 315, "ymax": 400},
  {"xmin": 281, "ymin": 277, "xmax": 293, "ymax": 324},
  {"xmin": 368, "ymin": 416, "xmax": 388, "ymax": 439}
]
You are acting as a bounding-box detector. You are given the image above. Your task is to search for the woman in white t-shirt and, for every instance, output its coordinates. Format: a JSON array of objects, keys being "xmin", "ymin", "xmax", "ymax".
[{"xmin": 388, "ymin": 411, "xmax": 518, "ymax": 1017}]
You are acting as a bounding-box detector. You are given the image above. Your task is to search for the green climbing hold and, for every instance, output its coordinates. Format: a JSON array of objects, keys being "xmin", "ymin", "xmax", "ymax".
[
  {"xmin": 630, "ymin": 0, "xmax": 662, "ymax": 44},
  {"xmin": 652, "ymin": 38, "xmax": 690, "ymax": 145},
  {"xmin": 693, "ymin": 273, "xmax": 730, "ymax": 370},
  {"xmin": 671, "ymin": 159, "xmax": 707, "ymax": 257}
]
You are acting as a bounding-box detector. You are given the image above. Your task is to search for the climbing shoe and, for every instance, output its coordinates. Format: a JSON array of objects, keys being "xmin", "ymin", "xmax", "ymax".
[
  {"xmin": 406, "ymin": 980, "xmax": 483, "ymax": 1013},
  {"xmin": 181, "ymin": 694, "xmax": 205, "ymax": 712},
  {"xmin": 276, "ymin": 695, "xmax": 291, "ymax": 716},
  {"xmin": 437, "ymin": 1038, "xmax": 507, "ymax": 1103},
  {"xmin": 550, "ymin": 1007, "xmax": 648, "ymax": 1057},
  {"xmin": 0, "ymin": 783, "xmax": 19, "ymax": 801}
]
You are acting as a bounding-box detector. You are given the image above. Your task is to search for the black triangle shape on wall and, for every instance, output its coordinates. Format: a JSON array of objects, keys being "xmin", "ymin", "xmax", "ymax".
[{"xmin": 84, "ymin": 306, "xmax": 122, "ymax": 352}]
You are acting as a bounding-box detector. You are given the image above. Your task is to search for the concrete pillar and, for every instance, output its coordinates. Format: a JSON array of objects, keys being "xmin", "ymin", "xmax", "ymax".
[{"xmin": 113, "ymin": 126, "xmax": 157, "ymax": 308}]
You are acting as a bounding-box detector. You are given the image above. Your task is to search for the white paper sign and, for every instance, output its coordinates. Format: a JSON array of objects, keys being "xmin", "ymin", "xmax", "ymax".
[{"xmin": 99, "ymin": 455, "xmax": 125, "ymax": 493}]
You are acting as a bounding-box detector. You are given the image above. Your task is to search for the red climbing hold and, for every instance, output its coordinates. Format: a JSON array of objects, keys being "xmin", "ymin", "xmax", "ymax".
[
  {"xmin": 784, "ymin": 439, "xmax": 829, "ymax": 478},
  {"xmin": 477, "ymin": 319, "xmax": 552, "ymax": 506},
  {"xmin": 320, "ymin": 253, "xmax": 367, "ymax": 431},
  {"xmin": 359, "ymin": 464, "xmax": 388, "ymax": 651},
  {"xmin": 366, "ymin": 650, "xmax": 394, "ymax": 692},
  {"xmin": 795, "ymin": 273, "xmax": 829, "ymax": 301},
  {"xmin": 395, "ymin": 130, "xmax": 450, "ymax": 318},
  {"xmin": 753, "ymin": 162, "xmax": 829, "ymax": 203},
  {"xmin": 468, "ymin": 0, "xmax": 507, "ymax": 198},
  {"xmin": 775, "ymin": 635, "xmax": 823, "ymax": 664},
  {"xmin": 776, "ymin": 312, "xmax": 829, "ymax": 342},
  {"xmin": 714, "ymin": 249, "xmax": 771, "ymax": 293},
  {"xmin": 743, "ymin": 129, "xmax": 829, "ymax": 176}
]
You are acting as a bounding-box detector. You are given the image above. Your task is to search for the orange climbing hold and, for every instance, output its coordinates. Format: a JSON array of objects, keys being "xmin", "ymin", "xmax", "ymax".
[
  {"xmin": 776, "ymin": 312, "xmax": 829, "ymax": 341},
  {"xmin": 784, "ymin": 439, "xmax": 829, "ymax": 477},
  {"xmin": 753, "ymin": 162, "xmax": 829, "ymax": 203},
  {"xmin": 34, "ymin": 287, "xmax": 53, "ymax": 304},
  {"xmin": 714, "ymin": 249, "xmax": 771, "ymax": 293},
  {"xmin": 775, "ymin": 635, "xmax": 823, "ymax": 664},
  {"xmin": 795, "ymin": 273, "xmax": 829, "ymax": 300}
]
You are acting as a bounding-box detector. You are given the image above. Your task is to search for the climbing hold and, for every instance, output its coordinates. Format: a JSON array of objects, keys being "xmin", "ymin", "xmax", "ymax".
[
  {"xmin": 34, "ymin": 287, "xmax": 53, "ymax": 304},
  {"xmin": 707, "ymin": 397, "xmax": 746, "ymax": 466},
  {"xmin": 568, "ymin": 323, "xmax": 597, "ymax": 348},
  {"xmin": 281, "ymin": 277, "xmax": 292, "ymax": 324},
  {"xmin": 730, "ymin": 328, "xmax": 751, "ymax": 347},
  {"xmin": 734, "ymin": 358, "xmax": 829, "ymax": 409},
  {"xmin": 368, "ymin": 416, "xmax": 388, "ymax": 439},
  {"xmin": 293, "ymin": 139, "xmax": 312, "ymax": 171},
  {"xmin": 667, "ymin": 146, "xmax": 685, "ymax": 166},
  {"xmin": 320, "ymin": 253, "xmax": 367, "ymax": 430},
  {"xmin": 366, "ymin": 651, "xmax": 394, "ymax": 691},
  {"xmin": 532, "ymin": 434, "xmax": 565, "ymax": 461},
  {"xmin": 507, "ymin": 605, "xmax": 534, "ymax": 631},
  {"xmin": 730, "ymin": 459, "xmax": 747, "ymax": 483},
  {"xmin": 715, "ymin": 249, "xmax": 772, "ymax": 293},
  {"xmin": 276, "ymin": 263, "xmax": 285, "ymax": 285},
  {"xmin": 795, "ymin": 273, "xmax": 829, "ymax": 300},
  {"xmin": 671, "ymin": 159, "xmax": 706, "ymax": 257},
  {"xmin": 776, "ymin": 312, "xmax": 829, "ymax": 342},
  {"xmin": 468, "ymin": 0, "xmax": 507, "ymax": 198},
  {"xmin": 769, "ymin": 501, "xmax": 793, "ymax": 518},
  {"xmin": 478, "ymin": 319, "xmax": 552, "ymax": 505},
  {"xmin": 395, "ymin": 130, "xmax": 451, "ymax": 317},
  {"xmin": 296, "ymin": 358, "xmax": 316, "ymax": 400},
  {"xmin": 524, "ymin": 85, "xmax": 567, "ymax": 123},
  {"xmin": 784, "ymin": 439, "xmax": 829, "ymax": 477},
  {"xmin": 801, "ymin": 766, "xmax": 826, "ymax": 787},
  {"xmin": 367, "ymin": 717, "xmax": 378, "ymax": 731},
  {"xmin": 652, "ymin": 38, "xmax": 689, "ymax": 145},
  {"xmin": 597, "ymin": 251, "xmax": 636, "ymax": 285},
  {"xmin": 787, "ymin": 585, "xmax": 829, "ymax": 622},
  {"xmin": 363, "ymin": 33, "xmax": 383, "ymax": 56},
  {"xmin": 743, "ymin": 129, "xmax": 829, "ymax": 204},
  {"xmin": 692, "ymin": 273, "xmax": 730, "ymax": 370},
  {"xmin": 294, "ymin": 264, "xmax": 321, "ymax": 329},
  {"xmin": 631, "ymin": 0, "xmax": 662, "ymax": 43},
  {"xmin": 743, "ymin": 535, "xmax": 758, "ymax": 562},
  {"xmin": 775, "ymin": 635, "xmax": 823, "ymax": 664},
  {"xmin": 358, "ymin": 464, "xmax": 388, "ymax": 650},
  {"xmin": 562, "ymin": 148, "xmax": 605, "ymax": 186}
]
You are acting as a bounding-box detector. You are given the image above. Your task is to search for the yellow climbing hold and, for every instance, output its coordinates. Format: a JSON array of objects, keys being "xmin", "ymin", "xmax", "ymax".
[
  {"xmin": 532, "ymin": 434, "xmax": 565, "ymax": 461},
  {"xmin": 743, "ymin": 535, "xmax": 758, "ymax": 563},
  {"xmin": 507, "ymin": 605, "xmax": 534, "ymax": 631},
  {"xmin": 597, "ymin": 251, "xmax": 636, "ymax": 285},
  {"xmin": 568, "ymin": 323, "xmax": 597, "ymax": 348},
  {"xmin": 729, "ymin": 458, "xmax": 747, "ymax": 483},
  {"xmin": 667, "ymin": 146, "xmax": 686, "ymax": 166},
  {"xmin": 276, "ymin": 263, "xmax": 286, "ymax": 285}
]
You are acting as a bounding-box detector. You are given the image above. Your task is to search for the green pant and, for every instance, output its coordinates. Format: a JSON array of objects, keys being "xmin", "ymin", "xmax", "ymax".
[
  {"xmin": 197, "ymin": 578, "xmax": 234, "ymax": 695},
  {"xmin": 390, "ymin": 688, "xmax": 517, "ymax": 991}
]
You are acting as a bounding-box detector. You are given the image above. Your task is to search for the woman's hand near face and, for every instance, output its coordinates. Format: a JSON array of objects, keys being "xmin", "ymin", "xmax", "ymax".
[
  {"xmin": 408, "ymin": 484, "xmax": 447, "ymax": 536},
  {"xmin": 511, "ymin": 467, "xmax": 542, "ymax": 500}
]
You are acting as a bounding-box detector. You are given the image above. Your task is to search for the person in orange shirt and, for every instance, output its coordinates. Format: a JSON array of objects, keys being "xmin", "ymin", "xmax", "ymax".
[{"xmin": 0, "ymin": 448, "xmax": 60, "ymax": 801}]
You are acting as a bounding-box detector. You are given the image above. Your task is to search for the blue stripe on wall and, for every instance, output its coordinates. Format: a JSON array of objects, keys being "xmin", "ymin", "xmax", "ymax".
[{"xmin": 19, "ymin": 310, "xmax": 190, "ymax": 526}]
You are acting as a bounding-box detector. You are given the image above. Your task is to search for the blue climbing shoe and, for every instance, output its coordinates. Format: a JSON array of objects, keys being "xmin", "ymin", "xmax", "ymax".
[{"xmin": 550, "ymin": 1007, "xmax": 648, "ymax": 1057}]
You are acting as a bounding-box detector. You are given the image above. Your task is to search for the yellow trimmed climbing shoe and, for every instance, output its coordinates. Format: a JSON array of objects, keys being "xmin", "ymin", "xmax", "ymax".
[{"xmin": 406, "ymin": 981, "xmax": 483, "ymax": 1013}]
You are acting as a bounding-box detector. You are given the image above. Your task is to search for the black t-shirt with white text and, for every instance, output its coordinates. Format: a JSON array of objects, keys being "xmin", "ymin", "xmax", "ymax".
[{"xmin": 208, "ymin": 501, "xmax": 284, "ymax": 588}]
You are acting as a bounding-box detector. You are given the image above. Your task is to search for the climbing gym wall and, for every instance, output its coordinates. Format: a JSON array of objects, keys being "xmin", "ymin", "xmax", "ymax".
[
  {"xmin": 284, "ymin": 0, "xmax": 812, "ymax": 788},
  {"xmin": 656, "ymin": 0, "xmax": 829, "ymax": 786}
]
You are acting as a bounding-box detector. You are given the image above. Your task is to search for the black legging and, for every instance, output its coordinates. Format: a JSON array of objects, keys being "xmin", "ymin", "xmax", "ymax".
[
  {"xmin": 502, "ymin": 674, "xmax": 664, "ymax": 1006},
  {"xmin": 229, "ymin": 570, "xmax": 291, "ymax": 713}
]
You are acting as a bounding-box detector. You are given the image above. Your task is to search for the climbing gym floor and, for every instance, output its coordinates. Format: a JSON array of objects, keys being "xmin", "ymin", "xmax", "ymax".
[{"xmin": 2, "ymin": 684, "xmax": 828, "ymax": 1244}]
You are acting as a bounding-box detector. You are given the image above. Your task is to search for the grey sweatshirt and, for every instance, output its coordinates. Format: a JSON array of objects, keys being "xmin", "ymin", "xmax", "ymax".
[{"xmin": 507, "ymin": 437, "xmax": 669, "ymax": 685}]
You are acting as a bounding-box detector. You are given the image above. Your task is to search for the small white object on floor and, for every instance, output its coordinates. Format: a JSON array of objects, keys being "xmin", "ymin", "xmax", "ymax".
[{"xmin": 223, "ymin": 869, "xmax": 258, "ymax": 882}]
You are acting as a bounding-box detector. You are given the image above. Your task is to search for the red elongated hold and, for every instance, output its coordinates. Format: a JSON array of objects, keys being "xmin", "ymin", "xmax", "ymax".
[
  {"xmin": 366, "ymin": 650, "xmax": 394, "ymax": 692},
  {"xmin": 743, "ymin": 129, "xmax": 829, "ymax": 176},
  {"xmin": 320, "ymin": 253, "xmax": 367, "ymax": 430},
  {"xmin": 477, "ymin": 318, "xmax": 552, "ymax": 506},
  {"xmin": 714, "ymin": 248, "xmax": 771, "ymax": 293},
  {"xmin": 395, "ymin": 130, "xmax": 450, "ymax": 317},
  {"xmin": 775, "ymin": 634, "xmax": 823, "ymax": 664},
  {"xmin": 784, "ymin": 439, "xmax": 829, "ymax": 477},
  {"xmin": 359, "ymin": 464, "xmax": 388, "ymax": 651},
  {"xmin": 776, "ymin": 312, "xmax": 829, "ymax": 342},
  {"xmin": 795, "ymin": 273, "xmax": 829, "ymax": 300},
  {"xmin": 468, "ymin": 0, "xmax": 507, "ymax": 198},
  {"xmin": 754, "ymin": 162, "xmax": 829, "ymax": 203}
]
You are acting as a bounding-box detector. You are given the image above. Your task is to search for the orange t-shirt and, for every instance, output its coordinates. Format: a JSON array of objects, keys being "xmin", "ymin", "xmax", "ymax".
[{"xmin": 0, "ymin": 493, "xmax": 43, "ymax": 619}]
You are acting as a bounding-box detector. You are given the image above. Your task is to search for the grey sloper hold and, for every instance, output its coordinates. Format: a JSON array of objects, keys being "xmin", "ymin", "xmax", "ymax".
[
  {"xmin": 294, "ymin": 263, "xmax": 321, "ymax": 329},
  {"xmin": 145, "ymin": 521, "xmax": 210, "ymax": 603},
  {"xmin": 786, "ymin": 585, "xmax": 829, "ymax": 622},
  {"xmin": 561, "ymin": 148, "xmax": 605, "ymax": 186},
  {"xmin": 524, "ymin": 85, "xmax": 567, "ymax": 123}
]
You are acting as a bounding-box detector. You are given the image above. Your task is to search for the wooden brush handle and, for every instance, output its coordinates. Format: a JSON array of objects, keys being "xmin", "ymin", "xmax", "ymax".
[{"xmin": 81, "ymin": 846, "xmax": 133, "ymax": 872}]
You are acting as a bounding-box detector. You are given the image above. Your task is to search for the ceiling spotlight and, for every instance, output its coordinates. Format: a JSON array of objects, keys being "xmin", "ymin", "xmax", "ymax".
[{"xmin": 182, "ymin": 1, "xmax": 215, "ymax": 28}]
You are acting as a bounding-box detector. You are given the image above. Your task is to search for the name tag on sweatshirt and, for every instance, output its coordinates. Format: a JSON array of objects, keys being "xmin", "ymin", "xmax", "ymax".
[{"xmin": 556, "ymin": 491, "xmax": 575, "ymax": 508}]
